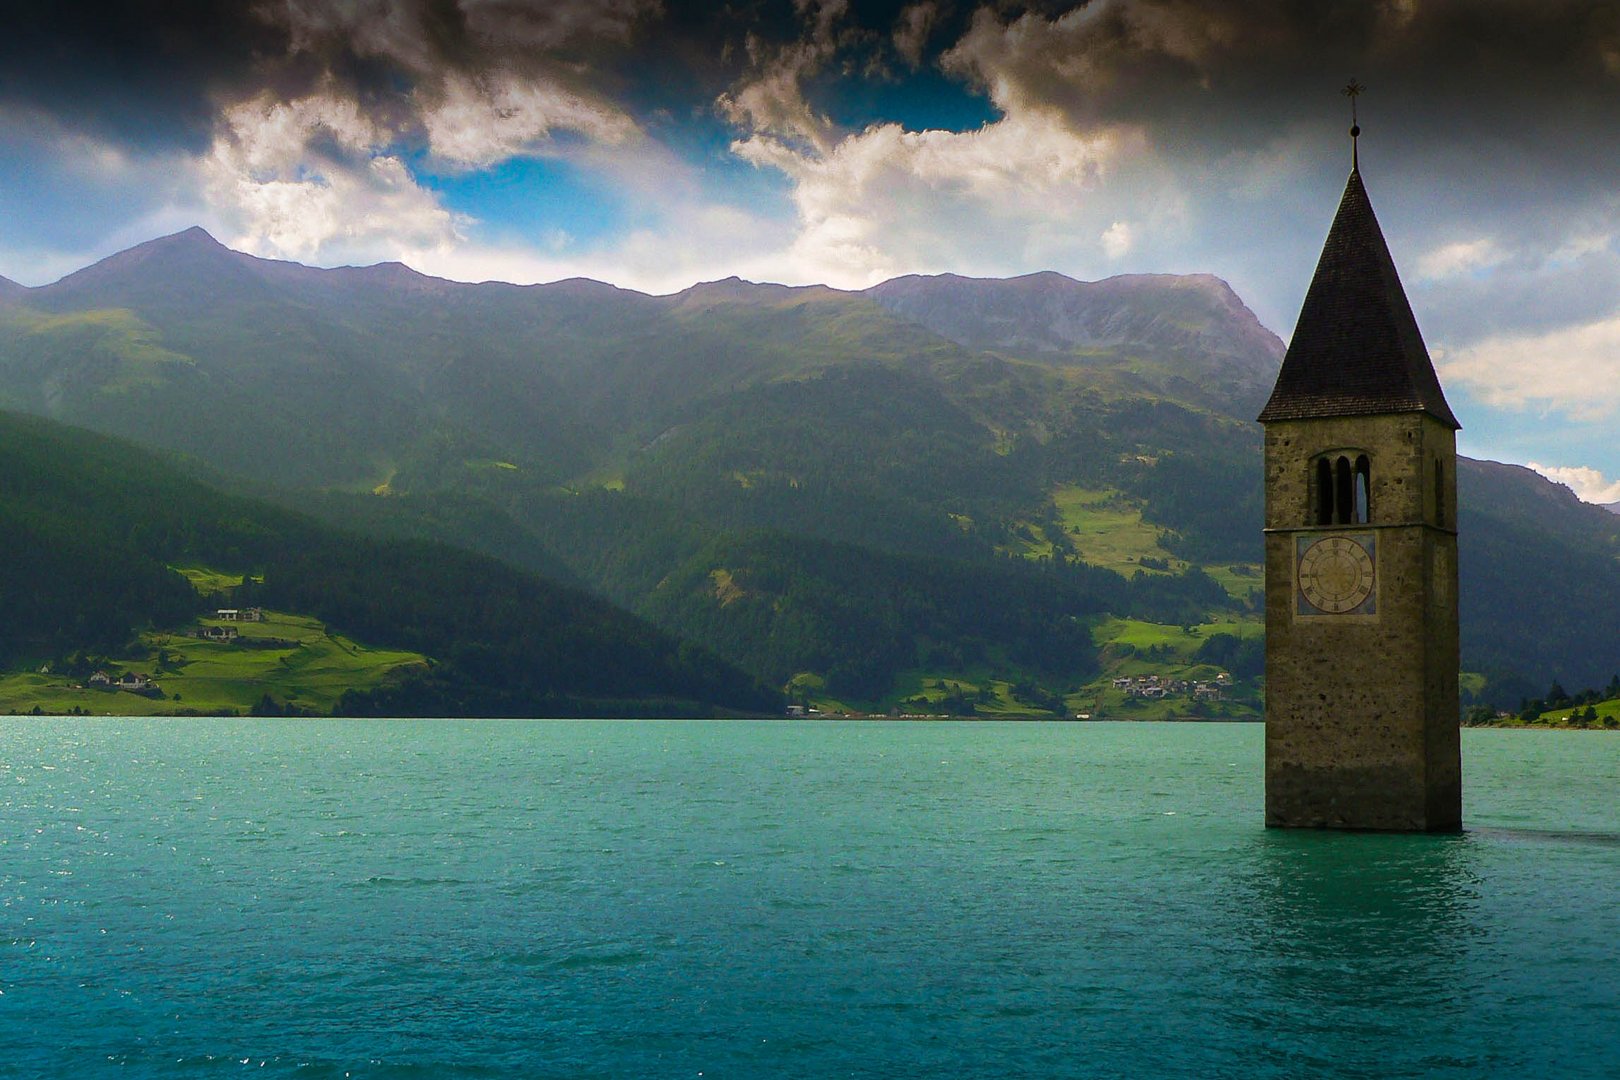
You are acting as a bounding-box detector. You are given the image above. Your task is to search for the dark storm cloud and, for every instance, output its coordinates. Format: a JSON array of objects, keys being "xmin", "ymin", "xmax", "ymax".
[
  {"xmin": 944, "ymin": 0, "xmax": 1620, "ymax": 157},
  {"xmin": 0, "ymin": 0, "xmax": 992, "ymax": 157},
  {"xmin": 0, "ymin": 0, "xmax": 284, "ymax": 150},
  {"xmin": 10, "ymin": 1, "xmax": 1616, "ymax": 164},
  {"xmin": 0, "ymin": 1, "xmax": 949, "ymax": 159},
  {"xmin": 0, "ymin": 0, "xmax": 668, "ymax": 156}
]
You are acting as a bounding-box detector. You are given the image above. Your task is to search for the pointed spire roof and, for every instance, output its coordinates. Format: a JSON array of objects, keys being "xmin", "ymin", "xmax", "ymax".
[{"xmin": 1258, "ymin": 166, "xmax": 1459, "ymax": 429}]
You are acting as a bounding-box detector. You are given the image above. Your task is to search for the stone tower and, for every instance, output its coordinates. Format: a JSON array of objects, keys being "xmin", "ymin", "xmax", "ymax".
[{"xmin": 1257, "ymin": 151, "xmax": 1461, "ymax": 831}]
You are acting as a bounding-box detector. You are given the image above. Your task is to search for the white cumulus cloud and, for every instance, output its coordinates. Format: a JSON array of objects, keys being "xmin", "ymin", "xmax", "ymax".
[
  {"xmin": 1417, "ymin": 237, "xmax": 1507, "ymax": 280},
  {"xmin": 732, "ymin": 112, "xmax": 1146, "ymax": 287},
  {"xmin": 1436, "ymin": 314, "xmax": 1620, "ymax": 422},
  {"xmin": 717, "ymin": 0, "xmax": 853, "ymax": 155},
  {"xmin": 409, "ymin": 201, "xmax": 797, "ymax": 297},
  {"xmin": 1102, "ymin": 220, "xmax": 1135, "ymax": 259},
  {"xmin": 421, "ymin": 71, "xmax": 638, "ymax": 169},
  {"xmin": 188, "ymin": 0, "xmax": 654, "ymax": 260},
  {"xmin": 205, "ymin": 89, "xmax": 463, "ymax": 262},
  {"xmin": 1526, "ymin": 462, "xmax": 1620, "ymax": 505}
]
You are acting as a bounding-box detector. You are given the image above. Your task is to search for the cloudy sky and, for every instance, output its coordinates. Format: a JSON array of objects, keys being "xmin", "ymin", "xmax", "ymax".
[{"xmin": 3, "ymin": 0, "xmax": 1619, "ymax": 501}]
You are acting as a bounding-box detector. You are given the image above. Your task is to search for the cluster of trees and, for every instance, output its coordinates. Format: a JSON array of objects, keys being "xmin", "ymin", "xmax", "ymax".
[
  {"xmin": 240, "ymin": 536, "xmax": 777, "ymax": 715},
  {"xmin": 1501, "ymin": 676, "xmax": 1620, "ymax": 726},
  {"xmin": 0, "ymin": 424, "xmax": 208, "ymax": 668},
  {"xmin": 507, "ymin": 465, "xmax": 1250, "ymax": 705},
  {"xmin": 1193, "ymin": 633, "xmax": 1265, "ymax": 680},
  {"xmin": 902, "ymin": 681, "xmax": 994, "ymax": 716},
  {"xmin": 1009, "ymin": 680, "xmax": 1068, "ymax": 715},
  {"xmin": 1460, "ymin": 676, "xmax": 1620, "ymax": 726},
  {"xmin": 640, "ymin": 532, "xmax": 1098, "ymax": 700},
  {"xmin": 898, "ymin": 679, "xmax": 1069, "ymax": 718},
  {"xmin": 1130, "ymin": 448, "xmax": 1262, "ymax": 565},
  {"xmin": 621, "ymin": 364, "xmax": 1041, "ymax": 563}
]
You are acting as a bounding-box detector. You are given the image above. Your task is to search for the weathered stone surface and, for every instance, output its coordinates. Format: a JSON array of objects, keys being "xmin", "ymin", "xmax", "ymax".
[{"xmin": 1262, "ymin": 413, "xmax": 1460, "ymax": 831}]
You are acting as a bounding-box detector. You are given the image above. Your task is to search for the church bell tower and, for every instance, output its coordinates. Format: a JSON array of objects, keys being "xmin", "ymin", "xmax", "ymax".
[{"xmin": 1257, "ymin": 115, "xmax": 1461, "ymax": 831}]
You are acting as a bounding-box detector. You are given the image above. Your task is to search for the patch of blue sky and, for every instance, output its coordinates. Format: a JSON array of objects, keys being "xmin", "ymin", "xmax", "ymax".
[
  {"xmin": 821, "ymin": 69, "xmax": 999, "ymax": 135},
  {"xmin": 1451, "ymin": 386, "xmax": 1620, "ymax": 484},
  {"xmin": 0, "ymin": 145, "xmax": 170, "ymax": 254},
  {"xmin": 413, "ymin": 131, "xmax": 795, "ymax": 253},
  {"xmin": 648, "ymin": 113, "xmax": 799, "ymax": 208},
  {"xmin": 416, "ymin": 154, "xmax": 634, "ymax": 251}
]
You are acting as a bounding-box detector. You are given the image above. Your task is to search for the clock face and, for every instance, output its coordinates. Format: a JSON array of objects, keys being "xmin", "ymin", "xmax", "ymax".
[{"xmin": 1297, "ymin": 534, "xmax": 1376, "ymax": 615}]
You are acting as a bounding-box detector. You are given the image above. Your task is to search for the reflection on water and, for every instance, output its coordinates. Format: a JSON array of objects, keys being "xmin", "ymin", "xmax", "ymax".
[
  {"xmin": 1224, "ymin": 800, "xmax": 1620, "ymax": 1080},
  {"xmin": 1235, "ymin": 830, "xmax": 1491, "ymax": 1077},
  {"xmin": 1248, "ymin": 829, "xmax": 1482, "ymax": 964}
]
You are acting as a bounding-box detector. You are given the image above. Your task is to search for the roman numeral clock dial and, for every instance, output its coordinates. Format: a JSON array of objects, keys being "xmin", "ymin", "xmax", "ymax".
[{"xmin": 1296, "ymin": 534, "xmax": 1376, "ymax": 615}]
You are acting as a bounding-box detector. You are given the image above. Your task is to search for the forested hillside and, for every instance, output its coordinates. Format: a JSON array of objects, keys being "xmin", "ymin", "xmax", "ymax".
[
  {"xmin": 3, "ymin": 230, "xmax": 1618, "ymax": 711},
  {"xmin": 1458, "ymin": 460, "xmax": 1620, "ymax": 701},
  {"xmin": 0, "ymin": 411, "xmax": 776, "ymax": 716}
]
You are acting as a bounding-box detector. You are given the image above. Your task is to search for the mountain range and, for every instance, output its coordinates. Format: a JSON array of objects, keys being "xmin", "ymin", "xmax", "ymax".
[{"xmin": 2, "ymin": 228, "xmax": 1616, "ymax": 712}]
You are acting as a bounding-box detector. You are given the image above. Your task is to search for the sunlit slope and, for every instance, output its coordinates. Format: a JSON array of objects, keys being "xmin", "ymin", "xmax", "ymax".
[{"xmin": 0, "ymin": 609, "xmax": 426, "ymax": 716}]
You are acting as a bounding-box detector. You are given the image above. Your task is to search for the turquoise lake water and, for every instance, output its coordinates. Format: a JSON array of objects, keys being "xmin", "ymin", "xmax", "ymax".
[{"xmin": 3, "ymin": 719, "xmax": 1618, "ymax": 1078}]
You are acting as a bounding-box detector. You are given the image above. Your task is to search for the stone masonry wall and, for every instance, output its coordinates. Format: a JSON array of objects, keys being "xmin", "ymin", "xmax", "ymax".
[{"xmin": 1262, "ymin": 413, "xmax": 1460, "ymax": 830}]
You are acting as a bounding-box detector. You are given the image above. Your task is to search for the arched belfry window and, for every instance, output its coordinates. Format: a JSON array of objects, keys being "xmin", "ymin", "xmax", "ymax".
[
  {"xmin": 1354, "ymin": 455, "xmax": 1371, "ymax": 524},
  {"xmin": 1313, "ymin": 451, "xmax": 1371, "ymax": 526},
  {"xmin": 1316, "ymin": 458, "xmax": 1334, "ymax": 524}
]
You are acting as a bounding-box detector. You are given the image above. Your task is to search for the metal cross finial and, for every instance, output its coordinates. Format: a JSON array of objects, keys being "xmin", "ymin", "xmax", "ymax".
[{"xmin": 1342, "ymin": 78, "xmax": 1364, "ymax": 169}]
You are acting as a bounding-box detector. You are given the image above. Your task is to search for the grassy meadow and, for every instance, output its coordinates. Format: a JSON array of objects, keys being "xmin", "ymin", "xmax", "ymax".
[
  {"xmin": 1502, "ymin": 698, "xmax": 1620, "ymax": 730},
  {"xmin": 1050, "ymin": 486, "xmax": 1177, "ymax": 571},
  {"xmin": 998, "ymin": 487, "xmax": 1261, "ymax": 603},
  {"xmin": 0, "ymin": 609, "xmax": 427, "ymax": 717}
]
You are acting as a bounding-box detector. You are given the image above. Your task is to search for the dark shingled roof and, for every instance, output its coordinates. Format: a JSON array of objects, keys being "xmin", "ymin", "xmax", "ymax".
[{"xmin": 1258, "ymin": 167, "xmax": 1459, "ymax": 429}]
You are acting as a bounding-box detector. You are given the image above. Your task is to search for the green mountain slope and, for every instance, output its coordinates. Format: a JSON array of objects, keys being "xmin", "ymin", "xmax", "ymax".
[
  {"xmin": 1, "ymin": 231, "xmax": 973, "ymax": 493},
  {"xmin": 1457, "ymin": 459, "xmax": 1620, "ymax": 698},
  {"xmin": 0, "ymin": 411, "xmax": 777, "ymax": 715},
  {"xmin": 4, "ymin": 232, "xmax": 1619, "ymax": 709},
  {"xmin": 643, "ymin": 530, "xmax": 1233, "ymax": 700}
]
